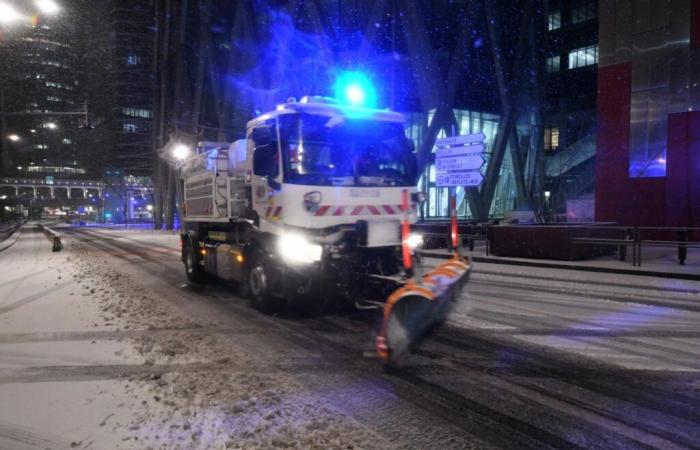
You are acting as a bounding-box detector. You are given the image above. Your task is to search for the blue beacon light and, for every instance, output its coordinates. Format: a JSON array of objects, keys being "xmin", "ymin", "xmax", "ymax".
[{"xmin": 334, "ymin": 72, "xmax": 377, "ymax": 108}]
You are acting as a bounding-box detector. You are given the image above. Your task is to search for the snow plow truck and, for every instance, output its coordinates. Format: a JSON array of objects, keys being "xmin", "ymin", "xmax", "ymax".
[{"xmin": 179, "ymin": 95, "xmax": 471, "ymax": 364}]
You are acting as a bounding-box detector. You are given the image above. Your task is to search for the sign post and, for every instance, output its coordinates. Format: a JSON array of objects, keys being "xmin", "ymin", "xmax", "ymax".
[{"xmin": 435, "ymin": 132, "xmax": 487, "ymax": 253}]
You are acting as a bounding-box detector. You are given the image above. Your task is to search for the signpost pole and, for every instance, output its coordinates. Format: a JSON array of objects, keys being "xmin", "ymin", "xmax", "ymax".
[{"xmin": 448, "ymin": 126, "xmax": 457, "ymax": 253}]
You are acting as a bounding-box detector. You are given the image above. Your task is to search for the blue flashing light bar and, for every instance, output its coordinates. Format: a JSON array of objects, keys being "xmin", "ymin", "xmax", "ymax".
[{"xmin": 334, "ymin": 72, "xmax": 377, "ymax": 108}]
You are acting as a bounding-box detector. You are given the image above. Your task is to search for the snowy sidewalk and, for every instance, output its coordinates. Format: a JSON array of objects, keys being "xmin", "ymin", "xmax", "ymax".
[
  {"xmin": 422, "ymin": 244, "xmax": 700, "ymax": 280},
  {"xmin": 0, "ymin": 226, "xmax": 214, "ymax": 449}
]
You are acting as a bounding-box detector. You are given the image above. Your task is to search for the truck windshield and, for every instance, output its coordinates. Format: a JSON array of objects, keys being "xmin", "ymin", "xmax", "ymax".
[{"xmin": 279, "ymin": 113, "xmax": 416, "ymax": 187}]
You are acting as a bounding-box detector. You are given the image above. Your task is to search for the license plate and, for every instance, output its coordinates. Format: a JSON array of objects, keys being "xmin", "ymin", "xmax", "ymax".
[{"xmin": 366, "ymin": 221, "xmax": 400, "ymax": 247}]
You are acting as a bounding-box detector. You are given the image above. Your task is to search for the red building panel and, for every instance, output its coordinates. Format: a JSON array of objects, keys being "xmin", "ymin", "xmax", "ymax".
[
  {"xmin": 666, "ymin": 111, "xmax": 700, "ymax": 227},
  {"xmin": 666, "ymin": 113, "xmax": 691, "ymax": 227},
  {"xmin": 595, "ymin": 62, "xmax": 633, "ymax": 224},
  {"xmin": 688, "ymin": 112, "xmax": 700, "ymax": 227}
]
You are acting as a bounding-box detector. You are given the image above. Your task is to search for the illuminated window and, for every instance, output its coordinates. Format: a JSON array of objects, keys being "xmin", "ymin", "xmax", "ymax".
[
  {"xmin": 568, "ymin": 45, "xmax": 598, "ymax": 69},
  {"xmin": 46, "ymin": 96, "xmax": 61, "ymax": 102},
  {"xmin": 45, "ymin": 81, "xmax": 72, "ymax": 90},
  {"xmin": 126, "ymin": 54, "xmax": 141, "ymax": 65},
  {"xmin": 33, "ymin": 144, "xmax": 48, "ymax": 150},
  {"xmin": 548, "ymin": 11, "xmax": 561, "ymax": 30},
  {"xmin": 572, "ymin": 1, "xmax": 596, "ymax": 24},
  {"xmin": 62, "ymin": 138, "xmax": 72, "ymax": 144},
  {"xmin": 546, "ymin": 55, "xmax": 560, "ymax": 73},
  {"xmin": 123, "ymin": 121, "xmax": 137, "ymax": 133},
  {"xmin": 122, "ymin": 107, "xmax": 152, "ymax": 118},
  {"xmin": 544, "ymin": 127, "xmax": 560, "ymax": 151}
]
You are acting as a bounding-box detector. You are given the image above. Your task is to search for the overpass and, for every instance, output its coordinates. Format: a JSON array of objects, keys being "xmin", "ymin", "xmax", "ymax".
[{"xmin": 0, "ymin": 177, "xmax": 152, "ymax": 200}]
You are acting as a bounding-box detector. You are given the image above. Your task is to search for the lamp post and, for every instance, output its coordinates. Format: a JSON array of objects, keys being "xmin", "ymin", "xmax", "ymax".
[
  {"xmin": 0, "ymin": 3, "xmax": 21, "ymax": 25},
  {"xmin": 34, "ymin": 0, "xmax": 61, "ymax": 15}
]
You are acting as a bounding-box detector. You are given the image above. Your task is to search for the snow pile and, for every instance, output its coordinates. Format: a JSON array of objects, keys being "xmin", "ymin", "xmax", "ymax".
[{"xmin": 66, "ymin": 240, "xmax": 394, "ymax": 449}]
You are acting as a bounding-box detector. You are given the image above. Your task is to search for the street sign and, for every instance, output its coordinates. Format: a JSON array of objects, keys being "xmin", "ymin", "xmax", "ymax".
[
  {"xmin": 436, "ymin": 154, "xmax": 484, "ymax": 172},
  {"xmin": 435, "ymin": 132, "xmax": 487, "ymax": 188},
  {"xmin": 436, "ymin": 171, "xmax": 484, "ymax": 187},
  {"xmin": 435, "ymin": 133, "xmax": 486, "ymax": 148},
  {"xmin": 435, "ymin": 143, "xmax": 485, "ymax": 158}
]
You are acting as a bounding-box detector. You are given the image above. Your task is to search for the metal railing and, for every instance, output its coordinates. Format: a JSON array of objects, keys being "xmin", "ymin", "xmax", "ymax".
[{"xmin": 416, "ymin": 221, "xmax": 700, "ymax": 267}]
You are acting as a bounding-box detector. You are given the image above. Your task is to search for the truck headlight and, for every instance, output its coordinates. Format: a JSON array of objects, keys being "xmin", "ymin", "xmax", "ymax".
[
  {"xmin": 406, "ymin": 233, "xmax": 424, "ymax": 250},
  {"xmin": 278, "ymin": 232, "xmax": 322, "ymax": 264}
]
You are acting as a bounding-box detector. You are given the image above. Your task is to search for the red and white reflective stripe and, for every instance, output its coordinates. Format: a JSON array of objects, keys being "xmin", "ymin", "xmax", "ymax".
[
  {"xmin": 265, "ymin": 206, "xmax": 282, "ymax": 218},
  {"xmin": 314, "ymin": 204, "xmax": 408, "ymax": 216}
]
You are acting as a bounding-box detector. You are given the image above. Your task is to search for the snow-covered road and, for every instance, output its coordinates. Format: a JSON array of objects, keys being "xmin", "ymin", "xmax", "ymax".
[{"xmin": 1, "ymin": 225, "xmax": 699, "ymax": 449}]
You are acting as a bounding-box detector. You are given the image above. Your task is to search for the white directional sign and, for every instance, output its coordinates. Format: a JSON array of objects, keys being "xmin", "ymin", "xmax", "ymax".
[
  {"xmin": 436, "ymin": 154, "xmax": 484, "ymax": 172},
  {"xmin": 435, "ymin": 133, "xmax": 486, "ymax": 148},
  {"xmin": 435, "ymin": 133, "xmax": 487, "ymax": 188},
  {"xmin": 435, "ymin": 143, "xmax": 485, "ymax": 158},
  {"xmin": 436, "ymin": 171, "xmax": 484, "ymax": 187}
]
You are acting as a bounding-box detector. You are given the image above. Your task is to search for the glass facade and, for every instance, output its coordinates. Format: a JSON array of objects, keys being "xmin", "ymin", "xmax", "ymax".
[
  {"xmin": 405, "ymin": 109, "xmax": 517, "ymax": 219},
  {"xmin": 571, "ymin": 1, "xmax": 597, "ymax": 24},
  {"xmin": 568, "ymin": 45, "xmax": 598, "ymax": 69},
  {"xmin": 548, "ymin": 11, "xmax": 561, "ymax": 31},
  {"xmin": 546, "ymin": 55, "xmax": 561, "ymax": 73},
  {"xmin": 544, "ymin": 127, "xmax": 560, "ymax": 151}
]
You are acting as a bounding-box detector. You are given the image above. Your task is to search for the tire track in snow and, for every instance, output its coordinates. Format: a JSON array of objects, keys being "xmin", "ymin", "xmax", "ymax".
[{"xmin": 0, "ymin": 280, "xmax": 73, "ymax": 316}]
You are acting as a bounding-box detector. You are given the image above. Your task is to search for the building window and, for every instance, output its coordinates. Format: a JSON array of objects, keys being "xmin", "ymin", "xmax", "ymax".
[
  {"xmin": 546, "ymin": 55, "xmax": 561, "ymax": 73},
  {"xmin": 46, "ymin": 96, "xmax": 62, "ymax": 102},
  {"xmin": 45, "ymin": 81, "xmax": 73, "ymax": 90},
  {"xmin": 571, "ymin": 1, "xmax": 596, "ymax": 24},
  {"xmin": 548, "ymin": 11, "xmax": 561, "ymax": 30},
  {"xmin": 33, "ymin": 144, "xmax": 48, "ymax": 150},
  {"xmin": 544, "ymin": 127, "xmax": 560, "ymax": 151},
  {"xmin": 61, "ymin": 138, "xmax": 72, "ymax": 144},
  {"xmin": 568, "ymin": 45, "xmax": 598, "ymax": 69},
  {"xmin": 122, "ymin": 107, "xmax": 152, "ymax": 118},
  {"xmin": 123, "ymin": 121, "xmax": 137, "ymax": 133},
  {"xmin": 126, "ymin": 54, "xmax": 141, "ymax": 65}
]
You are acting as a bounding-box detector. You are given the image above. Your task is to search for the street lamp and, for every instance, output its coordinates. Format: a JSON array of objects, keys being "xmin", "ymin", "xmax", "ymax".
[
  {"xmin": 34, "ymin": 0, "xmax": 60, "ymax": 15},
  {"xmin": 172, "ymin": 144, "xmax": 190, "ymax": 161},
  {"xmin": 7, "ymin": 134, "xmax": 20, "ymax": 142},
  {"xmin": 0, "ymin": 3, "xmax": 21, "ymax": 24},
  {"xmin": 44, "ymin": 122, "xmax": 58, "ymax": 130}
]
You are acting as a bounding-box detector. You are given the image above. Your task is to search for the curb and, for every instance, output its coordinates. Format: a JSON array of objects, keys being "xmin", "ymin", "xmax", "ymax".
[
  {"xmin": 0, "ymin": 225, "xmax": 22, "ymax": 253},
  {"xmin": 420, "ymin": 251, "xmax": 700, "ymax": 282}
]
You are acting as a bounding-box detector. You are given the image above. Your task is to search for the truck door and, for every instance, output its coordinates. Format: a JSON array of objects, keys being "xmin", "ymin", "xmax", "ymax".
[{"xmin": 250, "ymin": 123, "xmax": 282, "ymax": 225}]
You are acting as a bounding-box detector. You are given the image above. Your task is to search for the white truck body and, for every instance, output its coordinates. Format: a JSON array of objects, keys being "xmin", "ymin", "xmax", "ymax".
[{"xmin": 179, "ymin": 97, "xmax": 420, "ymax": 309}]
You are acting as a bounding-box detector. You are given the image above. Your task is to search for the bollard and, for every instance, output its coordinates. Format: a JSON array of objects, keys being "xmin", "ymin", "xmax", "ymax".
[
  {"xmin": 52, "ymin": 236, "xmax": 63, "ymax": 252},
  {"xmin": 677, "ymin": 228, "xmax": 688, "ymax": 265},
  {"xmin": 619, "ymin": 228, "xmax": 630, "ymax": 261}
]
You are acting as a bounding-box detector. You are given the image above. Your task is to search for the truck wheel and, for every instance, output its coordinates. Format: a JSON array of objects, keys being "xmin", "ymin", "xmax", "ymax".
[
  {"xmin": 184, "ymin": 241, "xmax": 206, "ymax": 284},
  {"xmin": 245, "ymin": 253, "xmax": 279, "ymax": 314}
]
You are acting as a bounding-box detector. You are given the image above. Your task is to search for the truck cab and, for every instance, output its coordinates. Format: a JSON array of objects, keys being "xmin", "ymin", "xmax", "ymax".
[{"xmin": 181, "ymin": 96, "xmax": 421, "ymax": 312}]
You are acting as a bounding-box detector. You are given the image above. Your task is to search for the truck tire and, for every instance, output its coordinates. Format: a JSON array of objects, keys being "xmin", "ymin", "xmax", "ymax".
[
  {"xmin": 183, "ymin": 240, "xmax": 206, "ymax": 284},
  {"xmin": 244, "ymin": 252, "xmax": 279, "ymax": 314}
]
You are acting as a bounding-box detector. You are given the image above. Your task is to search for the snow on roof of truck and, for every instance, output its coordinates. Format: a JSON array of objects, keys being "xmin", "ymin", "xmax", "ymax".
[{"xmin": 246, "ymin": 96, "xmax": 405, "ymax": 129}]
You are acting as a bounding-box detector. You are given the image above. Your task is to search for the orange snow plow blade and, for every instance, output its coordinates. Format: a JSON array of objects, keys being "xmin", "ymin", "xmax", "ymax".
[{"xmin": 375, "ymin": 253, "xmax": 471, "ymax": 365}]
